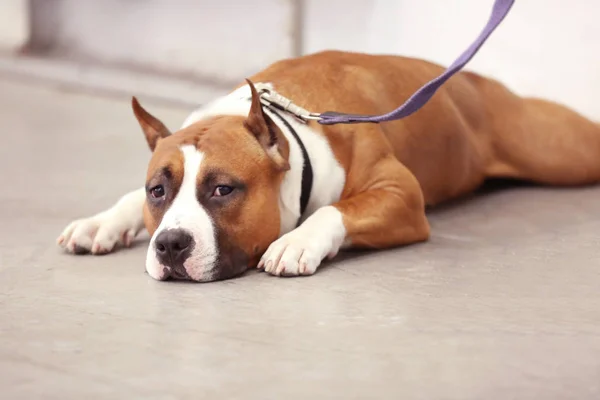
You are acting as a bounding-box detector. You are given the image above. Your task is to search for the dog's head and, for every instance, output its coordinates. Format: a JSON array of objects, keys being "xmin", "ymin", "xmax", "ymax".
[{"xmin": 133, "ymin": 81, "xmax": 290, "ymax": 282}]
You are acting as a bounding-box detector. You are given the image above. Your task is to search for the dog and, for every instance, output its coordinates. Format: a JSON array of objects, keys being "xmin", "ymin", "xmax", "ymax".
[{"xmin": 56, "ymin": 50, "xmax": 600, "ymax": 282}]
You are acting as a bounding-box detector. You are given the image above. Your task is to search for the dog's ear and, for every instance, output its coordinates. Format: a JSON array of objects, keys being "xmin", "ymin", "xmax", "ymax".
[
  {"xmin": 131, "ymin": 97, "xmax": 171, "ymax": 151},
  {"xmin": 243, "ymin": 79, "xmax": 290, "ymax": 171}
]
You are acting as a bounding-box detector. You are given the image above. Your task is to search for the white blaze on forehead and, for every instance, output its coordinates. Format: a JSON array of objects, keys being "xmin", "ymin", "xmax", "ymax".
[{"xmin": 145, "ymin": 145, "xmax": 219, "ymax": 281}]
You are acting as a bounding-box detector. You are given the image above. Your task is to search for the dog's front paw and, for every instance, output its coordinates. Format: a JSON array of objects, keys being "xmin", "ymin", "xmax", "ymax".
[
  {"xmin": 257, "ymin": 206, "xmax": 347, "ymax": 277},
  {"xmin": 258, "ymin": 231, "xmax": 325, "ymax": 277},
  {"xmin": 57, "ymin": 211, "xmax": 138, "ymax": 255},
  {"xmin": 57, "ymin": 188, "xmax": 145, "ymax": 255}
]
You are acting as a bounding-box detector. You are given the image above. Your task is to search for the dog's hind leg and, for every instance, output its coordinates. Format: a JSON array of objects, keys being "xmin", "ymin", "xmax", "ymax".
[
  {"xmin": 57, "ymin": 187, "xmax": 146, "ymax": 255},
  {"xmin": 481, "ymin": 80, "xmax": 600, "ymax": 186}
]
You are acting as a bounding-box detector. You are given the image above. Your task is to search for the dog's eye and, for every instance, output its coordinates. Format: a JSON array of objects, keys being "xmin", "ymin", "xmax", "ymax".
[
  {"xmin": 213, "ymin": 185, "xmax": 234, "ymax": 197},
  {"xmin": 150, "ymin": 185, "xmax": 165, "ymax": 199}
]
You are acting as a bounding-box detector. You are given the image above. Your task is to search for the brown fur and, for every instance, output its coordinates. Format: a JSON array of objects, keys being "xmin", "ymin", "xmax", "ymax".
[
  {"xmin": 246, "ymin": 50, "xmax": 600, "ymax": 249},
  {"xmin": 136, "ymin": 50, "xmax": 600, "ymax": 264}
]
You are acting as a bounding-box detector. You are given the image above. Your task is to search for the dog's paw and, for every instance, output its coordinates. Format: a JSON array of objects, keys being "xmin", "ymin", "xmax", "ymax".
[
  {"xmin": 258, "ymin": 232, "xmax": 324, "ymax": 277},
  {"xmin": 57, "ymin": 211, "xmax": 138, "ymax": 255},
  {"xmin": 257, "ymin": 206, "xmax": 347, "ymax": 277},
  {"xmin": 56, "ymin": 188, "xmax": 145, "ymax": 255}
]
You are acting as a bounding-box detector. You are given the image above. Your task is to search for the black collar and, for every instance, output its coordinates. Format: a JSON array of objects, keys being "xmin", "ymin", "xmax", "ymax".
[{"xmin": 264, "ymin": 106, "xmax": 313, "ymax": 218}]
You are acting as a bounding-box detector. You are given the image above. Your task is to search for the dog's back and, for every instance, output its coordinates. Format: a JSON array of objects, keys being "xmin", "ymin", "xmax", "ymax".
[{"xmin": 250, "ymin": 50, "xmax": 600, "ymax": 205}]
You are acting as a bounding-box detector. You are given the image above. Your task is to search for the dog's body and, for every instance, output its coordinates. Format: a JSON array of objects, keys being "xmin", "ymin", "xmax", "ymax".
[{"xmin": 57, "ymin": 51, "xmax": 600, "ymax": 281}]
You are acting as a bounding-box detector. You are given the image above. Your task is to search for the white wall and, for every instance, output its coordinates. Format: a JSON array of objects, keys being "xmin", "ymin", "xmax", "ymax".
[
  {"xmin": 29, "ymin": 0, "xmax": 295, "ymax": 83},
  {"xmin": 306, "ymin": 0, "xmax": 600, "ymax": 119},
  {"xmin": 2, "ymin": 0, "xmax": 598, "ymax": 118},
  {"xmin": 0, "ymin": 0, "xmax": 29, "ymax": 50}
]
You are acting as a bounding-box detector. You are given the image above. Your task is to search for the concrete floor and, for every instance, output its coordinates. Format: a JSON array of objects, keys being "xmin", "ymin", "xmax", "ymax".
[{"xmin": 1, "ymin": 76, "xmax": 600, "ymax": 400}]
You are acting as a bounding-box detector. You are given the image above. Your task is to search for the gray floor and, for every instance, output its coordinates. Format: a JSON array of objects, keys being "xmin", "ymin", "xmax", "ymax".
[{"xmin": 1, "ymin": 77, "xmax": 599, "ymax": 400}]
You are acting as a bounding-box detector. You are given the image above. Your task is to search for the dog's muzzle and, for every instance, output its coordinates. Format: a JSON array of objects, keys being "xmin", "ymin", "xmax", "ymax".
[{"xmin": 153, "ymin": 228, "xmax": 195, "ymax": 279}]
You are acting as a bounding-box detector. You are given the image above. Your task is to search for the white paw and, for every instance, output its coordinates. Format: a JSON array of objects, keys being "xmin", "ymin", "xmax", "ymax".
[
  {"xmin": 257, "ymin": 206, "xmax": 347, "ymax": 277},
  {"xmin": 258, "ymin": 232, "xmax": 325, "ymax": 277},
  {"xmin": 57, "ymin": 188, "xmax": 146, "ymax": 255},
  {"xmin": 57, "ymin": 211, "xmax": 139, "ymax": 255}
]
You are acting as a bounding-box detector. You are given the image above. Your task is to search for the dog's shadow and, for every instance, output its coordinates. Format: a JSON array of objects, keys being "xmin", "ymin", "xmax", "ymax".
[
  {"xmin": 426, "ymin": 177, "xmax": 535, "ymax": 215},
  {"xmin": 313, "ymin": 178, "xmax": 544, "ymax": 273}
]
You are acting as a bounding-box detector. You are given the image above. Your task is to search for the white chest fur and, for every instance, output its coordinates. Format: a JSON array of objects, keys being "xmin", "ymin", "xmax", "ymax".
[{"xmin": 181, "ymin": 83, "xmax": 346, "ymax": 236}]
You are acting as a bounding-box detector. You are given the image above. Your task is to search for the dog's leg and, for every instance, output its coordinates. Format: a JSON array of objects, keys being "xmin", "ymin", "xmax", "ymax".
[
  {"xmin": 57, "ymin": 188, "xmax": 146, "ymax": 255},
  {"xmin": 260, "ymin": 155, "xmax": 430, "ymax": 276},
  {"xmin": 473, "ymin": 77, "xmax": 600, "ymax": 185}
]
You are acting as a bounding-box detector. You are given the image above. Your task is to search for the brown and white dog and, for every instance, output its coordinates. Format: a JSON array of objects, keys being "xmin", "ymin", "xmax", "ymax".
[{"xmin": 56, "ymin": 50, "xmax": 600, "ymax": 282}]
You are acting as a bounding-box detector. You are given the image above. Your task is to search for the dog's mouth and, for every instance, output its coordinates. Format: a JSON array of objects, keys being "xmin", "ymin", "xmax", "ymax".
[
  {"xmin": 164, "ymin": 265, "xmax": 191, "ymax": 280},
  {"xmin": 146, "ymin": 237, "xmax": 252, "ymax": 282}
]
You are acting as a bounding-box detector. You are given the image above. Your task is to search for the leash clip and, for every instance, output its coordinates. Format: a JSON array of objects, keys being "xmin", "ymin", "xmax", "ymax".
[{"xmin": 255, "ymin": 85, "xmax": 321, "ymax": 124}]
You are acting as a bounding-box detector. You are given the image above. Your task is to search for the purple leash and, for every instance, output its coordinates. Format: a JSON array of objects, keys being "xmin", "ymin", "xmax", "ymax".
[{"xmin": 316, "ymin": 0, "xmax": 515, "ymax": 125}]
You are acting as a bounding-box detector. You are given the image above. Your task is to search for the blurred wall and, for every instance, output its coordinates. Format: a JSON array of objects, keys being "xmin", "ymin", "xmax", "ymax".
[
  {"xmin": 2, "ymin": 0, "xmax": 599, "ymax": 118},
  {"xmin": 306, "ymin": 0, "xmax": 600, "ymax": 119},
  {"xmin": 0, "ymin": 0, "xmax": 28, "ymax": 50},
  {"xmin": 28, "ymin": 0, "xmax": 297, "ymax": 83}
]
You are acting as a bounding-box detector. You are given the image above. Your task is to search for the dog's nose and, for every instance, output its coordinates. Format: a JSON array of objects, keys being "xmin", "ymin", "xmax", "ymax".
[{"xmin": 155, "ymin": 229, "xmax": 194, "ymax": 268}]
